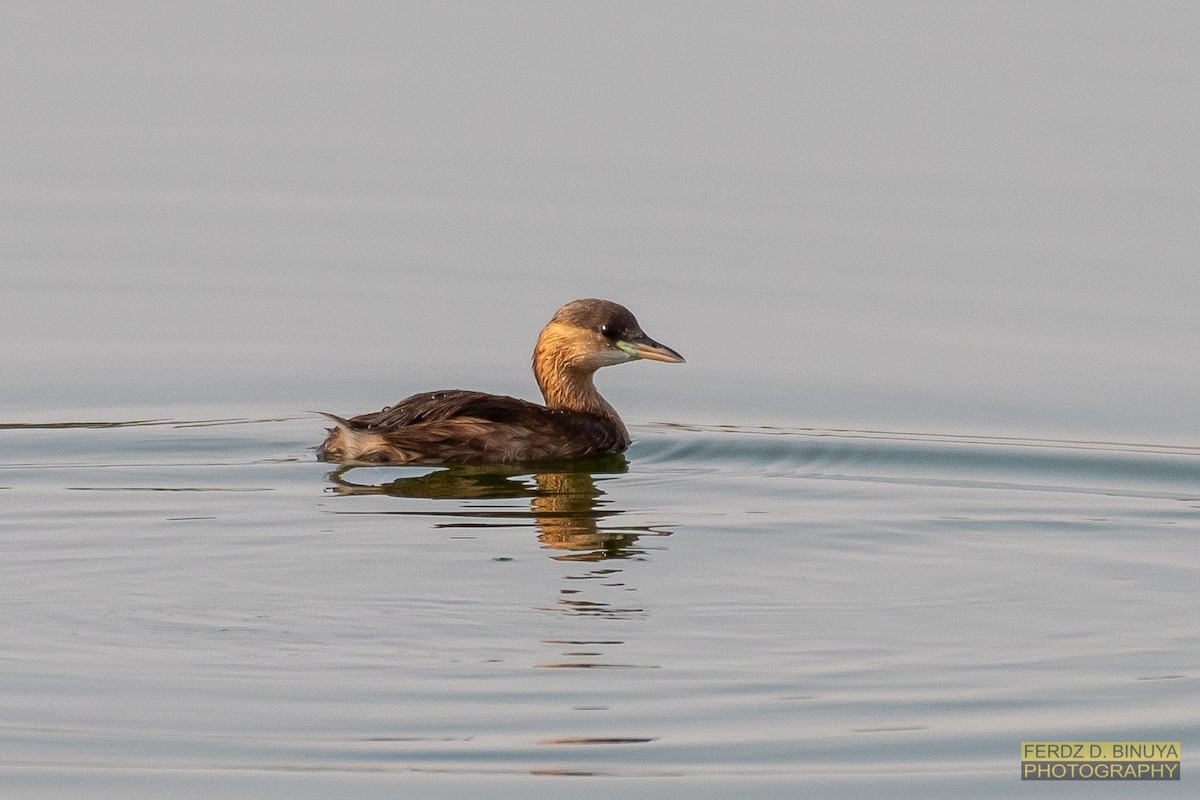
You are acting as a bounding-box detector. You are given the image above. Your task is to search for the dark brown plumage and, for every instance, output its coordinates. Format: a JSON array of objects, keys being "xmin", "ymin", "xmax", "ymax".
[{"xmin": 318, "ymin": 299, "xmax": 684, "ymax": 465}]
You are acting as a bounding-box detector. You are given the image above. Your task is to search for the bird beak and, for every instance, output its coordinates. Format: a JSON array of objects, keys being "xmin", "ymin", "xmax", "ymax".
[{"xmin": 617, "ymin": 334, "xmax": 686, "ymax": 364}]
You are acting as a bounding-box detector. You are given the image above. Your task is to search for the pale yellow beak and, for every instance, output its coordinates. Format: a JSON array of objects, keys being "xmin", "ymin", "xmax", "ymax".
[{"xmin": 617, "ymin": 334, "xmax": 685, "ymax": 364}]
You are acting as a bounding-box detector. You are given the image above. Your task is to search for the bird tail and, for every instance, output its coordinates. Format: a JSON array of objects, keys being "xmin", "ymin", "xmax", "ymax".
[
  {"xmin": 313, "ymin": 411, "xmax": 353, "ymax": 458},
  {"xmin": 312, "ymin": 411, "xmax": 383, "ymax": 461}
]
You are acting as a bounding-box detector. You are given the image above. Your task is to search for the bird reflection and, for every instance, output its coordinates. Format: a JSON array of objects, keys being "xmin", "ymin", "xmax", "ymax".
[
  {"xmin": 325, "ymin": 454, "xmax": 671, "ymax": 691},
  {"xmin": 324, "ymin": 454, "xmax": 670, "ymax": 562}
]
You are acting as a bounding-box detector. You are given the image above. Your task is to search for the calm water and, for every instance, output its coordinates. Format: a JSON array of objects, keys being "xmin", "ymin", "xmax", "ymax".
[
  {"xmin": 3, "ymin": 2, "xmax": 1199, "ymax": 797},
  {"xmin": 2, "ymin": 418, "xmax": 1196, "ymax": 798}
]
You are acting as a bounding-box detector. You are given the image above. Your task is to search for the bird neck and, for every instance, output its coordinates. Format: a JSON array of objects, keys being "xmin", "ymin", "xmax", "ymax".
[{"xmin": 533, "ymin": 330, "xmax": 625, "ymax": 430}]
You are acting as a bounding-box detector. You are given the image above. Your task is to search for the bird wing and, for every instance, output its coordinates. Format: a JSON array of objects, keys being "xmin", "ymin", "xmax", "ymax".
[{"xmin": 345, "ymin": 390, "xmax": 549, "ymax": 430}]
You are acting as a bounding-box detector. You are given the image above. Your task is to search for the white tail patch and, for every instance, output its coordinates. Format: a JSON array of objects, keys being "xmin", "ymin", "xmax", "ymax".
[{"xmin": 314, "ymin": 411, "xmax": 387, "ymax": 459}]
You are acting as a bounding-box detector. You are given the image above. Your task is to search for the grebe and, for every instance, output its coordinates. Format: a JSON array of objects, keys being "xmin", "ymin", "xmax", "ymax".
[{"xmin": 318, "ymin": 298, "xmax": 684, "ymax": 465}]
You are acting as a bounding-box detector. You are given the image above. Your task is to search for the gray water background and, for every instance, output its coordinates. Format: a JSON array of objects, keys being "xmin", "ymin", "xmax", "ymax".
[{"xmin": 1, "ymin": 3, "xmax": 1197, "ymax": 797}]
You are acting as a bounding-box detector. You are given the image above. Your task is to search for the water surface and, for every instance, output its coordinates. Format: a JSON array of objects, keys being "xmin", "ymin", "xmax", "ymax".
[{"xmin": 1, "ymin": 417, "xmax": 1196, "ymax": 797}]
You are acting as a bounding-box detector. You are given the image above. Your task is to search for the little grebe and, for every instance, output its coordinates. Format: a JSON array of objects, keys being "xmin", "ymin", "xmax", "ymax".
[{"xmin": 318, "ymin": 298, "xmax": 684, "ymax": 465}]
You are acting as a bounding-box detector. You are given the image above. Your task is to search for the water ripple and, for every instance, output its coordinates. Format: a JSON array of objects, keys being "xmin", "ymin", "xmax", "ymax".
[{"xmin": 632, "ymin": 423, "xmax": 1200, "ymax": 499}]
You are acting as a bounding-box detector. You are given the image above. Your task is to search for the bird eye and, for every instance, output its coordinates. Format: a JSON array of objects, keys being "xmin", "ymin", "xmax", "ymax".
[{"xmin": 599, "ymin": 323, "xmax": 618, "ymax": 340}]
